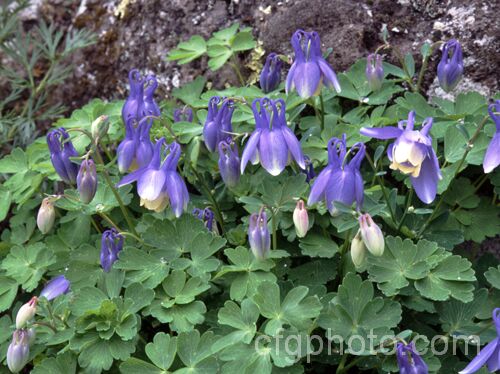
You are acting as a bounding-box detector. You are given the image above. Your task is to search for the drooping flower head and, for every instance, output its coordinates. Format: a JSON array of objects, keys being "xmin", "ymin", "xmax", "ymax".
[
  {"xmin": 360, "ymin": 111, "xmax": 442, "ymax": 204},
  {"xmin": 116, "ymin": 117, "xmax": 154, "ymax": 173},
  {"xmin": 483, "ymin": 100, "xmax": 500, "ymax": 174},
  {"xmin": 193, "ymin": 207, "xmax": 215, "ymax": 232},
  {"xmin": 459, "ymin": 308, "xmax": 500, "ymax": 374},
  {"xmin": 308, "ymin": 134, "xmax": 365, "ymax": 215},
  {"xmin": 40, "ymin": 275, "xmax": 70, "ymax": 301},
  {"xmin": 218, "ymin": 138, "xmax": 240, "ymax": 188},
  {"xmin": 15, "ymin": 297, "xmax": 37, "ymax": 329},
  {"xmin": 302, "ymin": 155, "xmax": 316, "ymax": 182},
  {"xmin": 122, "ymin": 69, "xmax": 145, "ymax": 124},
  {"xmin": 174, "ymin": 107, "xmax": 194, "ymax": 123},
  {"xmin": 241, "ymin": 98, "xmax": 305, "ymax": 176},
  {"xmin": 100, "ymin": 228, "xmax": 124, "ymax": 272},
  {"xmin": 117, "ymin": 139, "xmax": 189, "ymax": 217},
  {"xmin": 203, "ymin": 97, "xmax": 234, "ymax": 152},
  {"xmin": 37, "ymin": 197, "xmax": 56, "ymax": 234},
  {"xmin": 46, "ymin": 128, "xmax": 79, "ymax": 184},
  {"xmin": 396, "ymin": 342, "xmax": 429, "ymax": 374},
  {"xmin": 7, "ymin": 329, "xmax": 30, "ymax": 373},
  {"xmin": 293, "ymin": 200, "xmax": 309, "ymax": 238},
  {"xmin": 358, "ymin": 213, "xmax": 384, "ymax": 256},
  {"xmin": 248, "ymin": 210, "xmax": 270, "ymax": 260},
  {"xmin": 260, "ymin": 53, "xmax": 282, "ymax": 93},
  {"xmin": 437, "ymin": 39, "xmax": 463, "ymax": 92},
  {"xmin": 143, "ymin": 74, "xmax": 161, "ymax": 117},
  {"xmin": 366, "ymin": 53, "xmax": 384, "ymax": 91},
  {"xmin": 286, "ymin": 30, "xmax": 341, "ymax": 98},
  {"xmin": 77, "ymin": 159, "xmax": 98, "ymax": 204}
]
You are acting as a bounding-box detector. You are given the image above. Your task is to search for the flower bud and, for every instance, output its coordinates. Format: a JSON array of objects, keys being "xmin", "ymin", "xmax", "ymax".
[
  {"xmin": 350, "ymin": 230, "xmax": 366, "ymax": 268},
  {"xmin": 15, "ymin": 297, "xmax": 37, "ymax": 329},
  {"xmin": 437, "ymin": 39, "xmax": 463, "ymax": 92},
  {"xmin": 248, "ymin": 210, "xmax": 270, "ymax": 260},
  {"xmin": 366, "ymin": 53, "xmax": 384, "ymax": 91},
  {"xmin": 293, "ymin": 200, "xmax": 309, "ymax": 238},
  {"xmin": 260, "ymin": 53, "xmax": 282, "ymax": 93},
  {"xmin": 40, "ymin": 275, "xmax": 70, "ymax": 301},
  {"xmin": 91, "ymin": 115, "xmax": 109, "ymax": 140},
  {"xmin": 193, "ymin": 207, "xmax": 216, "ymax": 233},
  {"xmin": 173, "ymin": 107, "xmax": 194, "ymax": 123},
  {"xmin": 7, "ymin": 330, "xmax": 30, "ymax": 373},
  {"xmin": 218, "ymin": 139, "xmax": 240, "ymax": 188},
  {"xmin": 358, "ymin": 213, "xmax": 384, "ymax": 256},
  {"xmin": 100, "ymin": 229, "xmax": 124, "ymax": 272},
  {"xmin": 26, "ymin": 328, "xmax": 36, "ymax": 345},
  {"xmin": 37, "ymin": 198, "xmax": 55, "ymax": 234},
  {"xmin": 77, "ymin": 159, "xmax": 98, "ymax": 204}
]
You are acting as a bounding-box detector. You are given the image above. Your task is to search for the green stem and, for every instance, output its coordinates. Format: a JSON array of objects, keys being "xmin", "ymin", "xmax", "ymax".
[
  {"xmin": 397, "ymin": 187, "xmax": 413, "ymax": 231},
  {"xmin": 271, "ymin": 210, "xmax": 277, "ymax": 251},
  {"xmin": 230, "ymin": 55, "xmax": 245, "ymax": 86},
  {"xmin": 341, "ymin": 356, "xmax": 365, "ymax": 372},
  {"xmin": 336, "ymin": 354, "xmax": 348, "ymax": 374},
  {"xmin": 191, "ymin": 167, "xmax": 225, "ymax": 234},
  {"xmin": 319, "ymin": 94, "xmax": 326, "ymax": 130},
  {"xmin": 98, "ymin": 212, "xmax": 121, "ymax": 231}
]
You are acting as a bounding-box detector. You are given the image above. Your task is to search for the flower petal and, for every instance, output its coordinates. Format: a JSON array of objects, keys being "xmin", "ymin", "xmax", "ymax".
[
  {"xmin": 318, "ymin": 58, "xmax": 341, "ymax": 93},
  {"xmin": 325, "ymin": 169, "xmax": 356, "ymax": 213},
  {"xmin": 137, "ymin": 169, "xmax": 166, "ymax": 201},
  {"xmin": 281, "ymin": 126, "xmax": 305, "ymax": 169},
  {"xmin": 116, "ymin": 167, "xmax": 145, "ymax": 187},
  {"xmin": 259, "ymin": 128, "xmax": 288, "ymax": 176},
  {"xmin": 459, "ymin": 338, "xmax": 499, "ymax": 374},
  {"xmin": 308, "ymin": 167, "xmax": 333, "ymax": 205},
  {"xmin": 293, "ymin": 62, "xmax": 321, "ymax": 98},
  {"xmin": 241, "ymin": 130, "xmax": 261, "ymax": 174},
  {"xmin": 360, "ymin": 126, "xmax": 402, "ymax": 139},
  {"xmin": 165, "ymin": 171, "xmax": 189, "ymax": 217},
  {"xmin": 484, "ymin": 133, "xmax": 500, "ymax": 173},
  {"xmin": 410, "ymin": 154, "xmax": 440, "ymax": 204},
  {"xmin": 285, "ymin": 62, "xmax": 298, "ymax": 94}
]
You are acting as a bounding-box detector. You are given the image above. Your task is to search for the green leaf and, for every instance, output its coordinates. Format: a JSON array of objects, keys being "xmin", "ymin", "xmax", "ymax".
[
  {"xmin": 231, "ymin": 30, "xmax": 256, "ymax": 52},
  {"xmin": 177, "ymin": 330, "xmax": 219, "ymax": 373},
  {"xmin": 207, "ymin": 44, "xmax": 233, "ymax": 71},
  {"xmin": 120, "ymin": 358, "xmax": 164, "ymax": 374},
  {"xmin": 181, "ymin": 232, "xmax": 224, "ymax": 279},
  {"xmin": 252, "ymin": 282, "xmax": 322, "ymax": 335},
  {"xmin": 443, "ymin": 178, "xmax": 480, "ymax": 209},
  {"xmin": 145, "ymin": 332, "xmax": 177, "ymax": 370},
  {"xmin": 219, "ymin": 342, "xmax": 272, "ymax": 374},
  {"xmin": 485, "ymin": 266, "xmax": 500, "ymax": 290},
  {"xmin": 0, "ymin": 184, "xmax": 12, "ymax": 221},
  {"xmin": 298, "ymin": 231, "xmax": 339, "ymax": 258},
  {"xmin": 31, "ymin": 352, "xmax": 77, "ymax": 374},
  {"xmin": 1, "ymin": 243, "xmax": 56, "ymax": 292},
  {"xmin": 0, "ymin": 148, "xmax": 28, "ymax": 173},
  {"xmin": 318, "ymin": 273, "xmax": 402, "ymax": 354},
  {"xmin": 210, "ymin": 23, "xmax": 239, "ymax": 43},
  {"xmin": 404, "ymin": 53, "xmax": 415, "ymax": 77},
  {"xmin": 172, "ymin": 76, "xmax": 207, "ymax": 107},
  {"xmin": 167, "ymin": 35, "xmax": 207, "ymax": 64},
  {"xmin": 0, "ymin": 276, "xmax": 17, "ymax": 312},
  {"xmin": 124, "ymin": 283, "xmax": 155, "ymax": 314}
]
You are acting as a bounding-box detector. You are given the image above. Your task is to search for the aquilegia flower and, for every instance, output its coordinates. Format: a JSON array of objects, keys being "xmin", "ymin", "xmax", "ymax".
[
  {"xmin": 308, "ymin": 134, "xmax": 365, "ymax": 215},
  {"xmin": 77, "ymin": 159, "xmax": 97, "ymax": 204},
  {"xmin": 174, "ymin": 107, "xmax": 194, "ymax": 123},
  {"xmin": 143, "ymin": 74, "xmax": 160, "ymax": 117},
  {"xmin": 40, "ymin": 275, "xmax": 70, "ymax": 301},
  {"xmin": 459, "ymin": 308, "xmax": 500, "ymax": 374},
  {"xmin": 293, "ymin": 200, "xmax": 309, "ymax": 238},
  {"xmin": 117, "ymin": 118, "xmax": 154, "ymax": 173},
  {"xmin": 16, "ymin": 297, "xmax": 37, "ymax": 329},
  {"xmin": 47, "ymin": 128, "xmax": 79, "ymax": 184},
  {"xmin": 122, "ymin": 69, "xmax": 145, "ymax": 124},
  {"xmin": 248, "ymin": 210, "xmax": 270, "ymax": 260},
  {"xmin": 483, "ymin": 100, "xmax": 500, "ymax": 174},
  {"xmin": 260, "ymin": 53, "xmax": 282, "ymax": 93},
  {"xmin": 360, "ymin": 111, "xmax": 441, "ymax": 204},
  {"xmin": 193, "ymin": 207, "xmax": 215, "ymax": 232},
  {"xmin": 7, "ymin": 329, "xmax": 30, "ymax": 373},
  {"xmin": 218, "ymin": 138, "xmax": 240, "ymax": 188},
  {"xmin": 117, "ymin": 139, "xmax": 189, "ymax": 216},
  {"xmin": 358, "ymin": 213, "xmax": 384, "ymax": 256},
  {"xmin": 203, "ymin": 97, "xmax": 234, "ymax": 152},
  {"xmin": 100, "ymin": 228, "xmax": 124, "ymax": 272},
  {"xmin": 366, "ymin": 53, "xmax": 384, "ymax": 91},
  {"xmin": 37, "ymin": 197, "xmax": 55, "ymax": 234},
  {"xmin": 286, "ymin": 29, "xmax": 341, "ymax": 98},
  {"xmin": 437, "ymin": 39, "xmax": 463, "ymax": 92},
  {"xmin": 241, "ymin": 98, "xmax": 305, "ymax": 176},
  {"xmin": 396, "ymin": 341, "xmax": 428, "ymax": 374},
  {"xmin": 302, "ymin": 155, "xmax": 316, "ymax": 182}
]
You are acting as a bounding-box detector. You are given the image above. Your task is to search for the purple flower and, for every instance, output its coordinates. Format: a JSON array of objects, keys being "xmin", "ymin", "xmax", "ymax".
[
  {"xmin": 40, "ymin": 275, "xmax": 70, "ymax": 300},
  {"xmin": 7, "ymin": 329, "xmax": 30, "ymax": 373},
  {"xmin": 116, "ymin": 118, "xmax": 154, "ymax": 173},
  {"xmin": 308, "ymin": 134, "xmax": 365, "ymax": 215},
  {"xmin": 260, "ymin": 53, "xmax": 282, "ymax": 93},
  {"xmin": 459, "ymin": 308, "xmax": 500, "ymax": 374},
  {"xmin": 366, "ymin": 53, "xmax": 384, "ymax": 91},
  {"xmin": 117, "ymin": 139, "xmax": 189, "ymax": 217},
  {"xmin": 47, "ymin": 128, "xmax": 79, "ymax": 184},
  {"xmin": 218, "ymin": 138, "xmax": 240, "ymax": 188},
  {"xmin": 203, "ymin": 97, "xmax": 234, "ymax": 152},
  {"xmin": 286, "ymin": 29, "xmax": 341, "ymax": 98},
  {"xmin": 241, "ymin": 98, "xmax": 305, "ymax": 176},
  {"xmin": 143, "ymin": 74, "xmax": 161, "ymax": 117},
  {"xmin": 484, "ymin": 100, "xmax": 500, "ymax": 174},
  {"xmin": 437, "ymin": 39, "xmax": 463, "ymax": 92},
  {"xmin": 122, "ymin": 69, "xmax": 145, "ymax": 124},
  {"xmin": 302, "ymin": 155, "xmax": 316, "ymax": 182},
  {"xmin": 77, "ymin": 159, "xmax": 98, "ymax": 204},
  {"xmin": 248, "ymin": 210, "xmax": 270, "ymax": 260},
  {"xmin": 360, "ymin": 111, "xmax": 442, "ymax": 204},
  {"xmin": 135, "ymin": 119, "xmax": 154, "ymax": 168},
  {"xmin": 396, "ymin": 342, "xmax": 428, "ymax": 374},
  {"xmin": 193, "ymin": 207, "xmax": 215, "ymax": 232},
  {"xmin": 174, "ymin": 107, "xmax": 194, "ymax": 123},
  {"xmin": 100, "ymin": 228, "xmax": 124, "ymax": 272}
]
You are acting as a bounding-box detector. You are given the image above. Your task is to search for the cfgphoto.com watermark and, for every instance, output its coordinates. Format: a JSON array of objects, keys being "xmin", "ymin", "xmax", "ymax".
[{"xmin": 254, "ymin": 329, "xmax": 481, "ymax": 363}]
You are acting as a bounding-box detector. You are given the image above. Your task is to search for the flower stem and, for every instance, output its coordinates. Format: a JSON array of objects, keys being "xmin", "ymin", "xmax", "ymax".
[
  {"xmin": 271, "ymin": 210, "xmax": 278, "ymax": 251},
  {"xmin": 230, "ymin": 55, "xmax": 246, "ymax": 86},
  {"xmin": 319, "ymin": 94, "xmax": 326, "ymax": 130},
  {"xmin": 336, "ymin": 354, "xmax": 348, "ymax": 374}
]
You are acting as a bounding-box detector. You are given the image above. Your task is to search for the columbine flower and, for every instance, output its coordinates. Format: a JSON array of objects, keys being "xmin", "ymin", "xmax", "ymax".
[
  {"xmin": 15, "ymin": 297, "xmax": 37, "ymax": 329},
  {"xmin": 286, "ymin": 29, "xmax": 341, "ymax": 98},
  {"xmin": 218, "ymin": 138, "xmax": 240, "ymax": 188},
  {"xmin": 302, "ymin": 155, "xmax": 316, "ymax": 183},
  {"xmin": 117, "ymin": 118, "xmax": 154, "ymax": 173},
  {"xmin": 100, "ymin": 228, "xmax": 124, "ymax": 272},
  {"xmin": 308, "ymin": 134, "xmax": 365, "ymax": 215},
  {"xmin": 47, "ymin": 128, "xmax": 79, "ymax": 184},
  {"xmin": 77, "ymin": 159, "xmax": 97, "ymax": 204},
  {"xmin": 360, "ymin": 111, "xmax": 442, "ymax": 204},
  {"xmin": 260, "ymin": 53, "xmax": 282, "ymax": 93},
  {"xmin": 358, "ymin": 213, "xmax": 384, "ymax": 256},
  {"xmin": 37, "ymin": 197, "xmax": 55, "ymax": 234},
  {"xmin": 350, "ymin": 231, "xmax": 366, "ymax": 268},
  {"xmin": 122, "ymin": 69, "xmax": 145, "ymax": 124},
  {"xmin": 293, "ymin": 200, "xmax": 309, "ymax": 238},
  {"xmin": 91, "ymin": 115, "xmax": 109, "ymax": 140},
  {"xmin": 484, "ymin": 100, "xmax": 500, "ymax": 174},
  {"xmin": 193, "ymin": 207, "xmax": 215, "ymax": 232},
  {"xmin": 174, "ymin": 107, "xmax": 194, "ymax": 123},
  {"xmin": 40, "ymin": 275, "xmax": 70, "ymax": 301},
  {"xmin": 117, "ymin": 139, "xmax": 189, "ymax": 216},
  {"xmin": 203, "ymin": 97, "xmax": 234, "ymax": 152},
  {"xmin": 7, "ymin": 329, "xmax": 30, "ymax": 373},
  {"xmin": 397, "ymin": 342, "xmax": 428, "ymax": 374},
  {"xmin": 143, "ymin": 74, "xmax": 161, "ymax": 117},
  {"xmin": 459, "ymin": 308, "xmax": 500, "ymax": 374},
  {"xmin": 437, "ymin": 39, "xmax": 463, "ymax": 92},
  {"xmin": 366, "ymin": 53, "xmax": 384, "ymax": 91},
  {"xmin": 248, "ymin": 210, "xmax": 270, "ymax": 260},
  {"xmin": 241, "ymin": 98, "xmax": 305, "ymax": 176}
]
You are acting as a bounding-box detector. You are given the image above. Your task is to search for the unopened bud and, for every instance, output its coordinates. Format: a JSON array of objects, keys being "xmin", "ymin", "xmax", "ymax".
[
  {"xmin": 359, "ymin": 213, "xmax": 384, "ymax": 256},
  {"xmin": 91, "ymin": 115, "xmax": 109, "ymax": 140},
  {"xmin": 37, "ymin": 198, "xmax": 55, "ymax": 234},
  {"xmin": 77, "ymin": 159, "xmax": 98, "ymax": 204},
  {"xmin": 15, "ymin": 297, "xmax": 37, "ymax": 329},
  {"xmin": 293, "ymin": 200, "xmax": 309, "ymax": 238},
  {"xmin": 350, "ymin": 230, "xmax": 366, "ymax": 268},
  {"xmin": 7, "ymin": 330, "xmax": 30, "ymax": 373},
  {"xmin": 248, "ymin": 210, "xmax": 270, "ymax": 260}
]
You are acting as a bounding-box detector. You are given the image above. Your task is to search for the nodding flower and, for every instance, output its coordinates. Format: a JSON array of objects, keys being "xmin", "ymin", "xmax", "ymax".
[
  {"xmin": 203, "ymin": 96, "xmax": 235, "ymax": 152},
  {"xmin": 286, "ymin": 29, "xmax": 341, "ymax": 98},
  {"xmin": 396, "ymin": 341, "xmax": 429, "ymax": 374},
  {"xmin": 360, "ymin": 111, "xmax": 441, "ymax": 204},
  {"xmin": 308, "ymin": 134, "xmax": 365, "ymax": 215},
  {"xmin": 100, "ymin": 228, "xmax": 124, "ymax": 272},
  {"xmin": 46, "ymin": 128, "xmax": 79, "ymax": 184},
  {"xmin": 241, "ymin": 98, "xmax": 305, "ymax": 176},
  {"xmin": 193, "ymin": 207, "xmax": 216, "ymax": 232},
  {"xmin": 143, "ymin": 74, "xmax": 161, "ymax": 117},
  {"xmin": 77, "ymin": 159, "xmax": 98, "ymax": 204},
  {"xmin": 248, "ymin": 209, "xmax": 270, "ymax": 260},
  {"xmin": 437, "ymin": 39, "xmax": 463, "ymax": 92},
  {"xmin": 358, "ymin": 213, "xmax": 384, "ymax": 256},
  {"xmin": 483, "ymin": 100, "xmax": 500, "ymax": 174},
  {"xmin": 366, "ymin": 53, "xmax": 384, "ymax": 91},
  {"xmin": 174, "ymin": 107, "xmax": 194, "ymax": 123},
  {"xmin": 218, "ymin": 138, "xmax": 240, "ymax": 188},
  {"xmin": 122, "ymin": 69, "xmax": 146, "ymax": 124},
  {"xmin": 260, "ymin": 53, "xmax": 282, "ymax": 93},
  {"xmin": 116, "ymin": 117, "xmax": 154, "ymax": 173},
  {"xmin": 7, "ymin": 329, "xmax": 31, "ymax": 373},
  {"xmin": 40, "ymin": 275, "xmax": 70, "ymax": 301}
]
